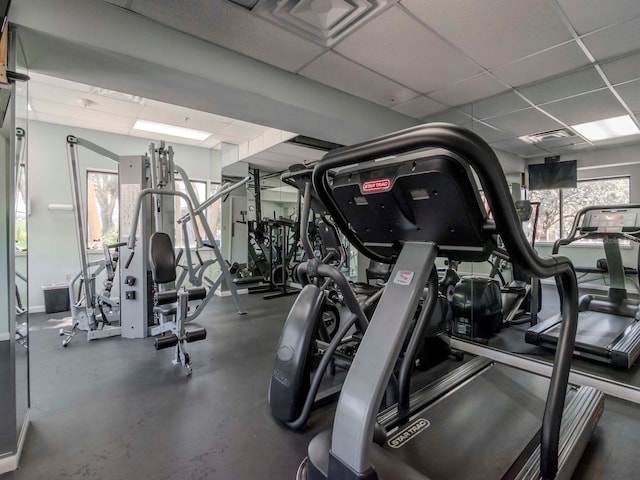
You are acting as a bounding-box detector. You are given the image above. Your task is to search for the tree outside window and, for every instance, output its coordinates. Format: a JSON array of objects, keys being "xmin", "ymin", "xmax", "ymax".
[{"xmin": 87, "ymin": 171, "xmax": 119, "ymax": 248}]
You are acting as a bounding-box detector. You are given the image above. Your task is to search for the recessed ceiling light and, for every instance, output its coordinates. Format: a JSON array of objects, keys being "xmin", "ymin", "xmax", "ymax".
[
  {"xmin": 571, "ymin": 115, "xmax": 640, "ymax": 141},
  {"xmin": 133, "ymin": 119, "xmax": 212, "ymax": 141}
]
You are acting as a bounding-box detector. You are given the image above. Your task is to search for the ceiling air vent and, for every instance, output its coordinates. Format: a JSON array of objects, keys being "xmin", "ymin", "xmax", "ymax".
[
  {"xmin": 519, "ymin": 128, "xmax": 575, "ymax": 144},
  {"xmin": 251, "ymin": 0, "xmax": 396, "ymax": 47}
]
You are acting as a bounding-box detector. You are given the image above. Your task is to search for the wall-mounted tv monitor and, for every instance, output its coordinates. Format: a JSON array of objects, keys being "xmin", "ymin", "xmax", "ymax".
[{"xmin": 528, "ymin": 160, "xmax": 577, "ymax": 190}]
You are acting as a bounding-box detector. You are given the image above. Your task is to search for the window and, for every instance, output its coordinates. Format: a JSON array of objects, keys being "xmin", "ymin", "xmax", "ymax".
[
  {"xmin": 529, "ymin": 176, "xmax": 630, "ymax": 243},
  {"xmin": 87, "ymin": 170, "xmax": 119, "ymax": 249}
]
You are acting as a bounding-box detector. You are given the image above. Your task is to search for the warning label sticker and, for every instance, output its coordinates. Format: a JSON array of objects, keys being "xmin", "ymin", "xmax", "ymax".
[{"xmin": 393, "ymin": 270, "xmax": 414, "ymax": 285}]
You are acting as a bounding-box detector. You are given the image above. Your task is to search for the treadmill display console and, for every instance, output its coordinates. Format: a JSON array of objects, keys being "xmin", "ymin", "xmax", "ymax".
[{"xmin": 582, "ymin": 209, "xmax": 640, "ymax": 233}]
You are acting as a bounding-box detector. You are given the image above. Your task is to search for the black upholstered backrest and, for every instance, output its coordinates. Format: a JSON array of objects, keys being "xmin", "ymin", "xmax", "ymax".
[{"xmin": 149, "ymin": 232, "xmax": 176, "ymax": 284}]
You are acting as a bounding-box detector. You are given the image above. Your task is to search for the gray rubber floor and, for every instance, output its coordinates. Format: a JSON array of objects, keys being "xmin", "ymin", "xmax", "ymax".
[{"xmin": 3, "ymin": 289, "xmax": 640, "ymax": 479}]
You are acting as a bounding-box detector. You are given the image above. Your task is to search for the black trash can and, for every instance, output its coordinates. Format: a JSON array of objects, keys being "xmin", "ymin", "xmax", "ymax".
[{"xmin": 42, "ymin": 284, "xmax": 70, "ymax": 314}]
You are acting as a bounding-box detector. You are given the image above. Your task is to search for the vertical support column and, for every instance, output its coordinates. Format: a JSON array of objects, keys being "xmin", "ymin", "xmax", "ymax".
[{"xmin": 119, "ymin": 155, "xmax": 152, "ymax": 338}]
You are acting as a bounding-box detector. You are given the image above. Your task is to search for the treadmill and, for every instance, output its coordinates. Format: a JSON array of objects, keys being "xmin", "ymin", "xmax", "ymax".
[
  {"xmin": 297, "ymin": 123, "xmax": 604, "ymax": 480},
  {"xmin": 526, "ymin": 205, "xmax": 640, "ymax": 369}
]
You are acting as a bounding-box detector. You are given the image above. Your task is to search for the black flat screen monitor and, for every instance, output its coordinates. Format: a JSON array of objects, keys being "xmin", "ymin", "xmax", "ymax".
[{"xmin": 528, "ymin": 160, "xmax": 577, "ymax": 190}]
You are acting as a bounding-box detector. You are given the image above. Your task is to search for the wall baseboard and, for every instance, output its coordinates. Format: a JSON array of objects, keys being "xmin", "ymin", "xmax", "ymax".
[
  {"xmin": 215, "ymin": 288, "xmax": 248, "ymax": 297},
  {"xmin": 29, "ymin": 305, "xmax": 45, "ymax": 314}
]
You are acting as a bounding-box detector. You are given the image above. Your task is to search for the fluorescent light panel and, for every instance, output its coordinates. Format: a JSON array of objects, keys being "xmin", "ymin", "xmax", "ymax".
[
  {"xmin": 572, "ymin": 115, "xmax": 640, "ymax": 141},
  {"xmin": 133, "ymin": 119, "xmax": 212, "ymax": 141}
]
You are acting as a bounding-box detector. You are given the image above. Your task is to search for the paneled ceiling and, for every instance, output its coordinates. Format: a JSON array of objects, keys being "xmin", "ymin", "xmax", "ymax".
[
  {"xmin": 97, "ymin": 0, "xmax": 640, "ymax": 159},
  {"xmin": 15, "ymin": 0, "xmax": 640, "ymax": 169}
]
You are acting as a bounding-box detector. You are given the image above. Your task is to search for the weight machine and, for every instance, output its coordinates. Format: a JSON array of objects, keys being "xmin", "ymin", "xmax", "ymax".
[{"xmin": 61, "ymin": 136, "xmax": 246, "ymax": 351}]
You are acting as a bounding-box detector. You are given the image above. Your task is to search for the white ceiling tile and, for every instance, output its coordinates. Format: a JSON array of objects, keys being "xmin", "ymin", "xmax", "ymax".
[
  {"xmin": 557, "ymin": 0, "xmax": 640, "ymax": 35},
  {"xmin": 490, "ymin": 41, "xmax": 590, "ymax": 87},
  {"xmin": 489, "ymin": 137, "xmax": 546, "ymax": 156},
  {"xmin": 471, "ymin": 92, "xmax": 530, "ymax": 120},
  {"xmin": 139, "ymin": 105, "xmax": 234, "ymax": 135},
  {"xmin": 334, "ymin": 6, "xmax": 481, "ymax": 92},
  {"xmin": 460, "ymin": 121, "xmax": 512, "ymax": 143},
  {"xmin": 540, "ymin": 89, "xmax": 627, "ymax": 125},
  {"xmin": 391, "ymin": 96, "xmax": 447, "ymax": 119},
  {"xmin": 29, "ymin": 81, "xmax": 146, "ymax": 118},
  {"xmin": 402, "ymin": 0, "xmax": 572, "ymax": 68},
  {"xmin": 582, "ymin": 16, "xmax": 640, "ymax": 61},
  {"xmin": 125, "ymin": 0, "xmax": 325, "ymax": 71},
  {"xmin": 31, "ymin": 98, "xmax": 137, "ymax": 128},
  {"xmin": 615, "ymin": 79, "xmax": 640, "ymax": 112},
  {"xmin": 300, "ymin": 51, "xmax": 418, "ymax": 107},
  {"xmin": 484, "ymin": 108, "xmax": 564, "ymax": 136},
  {"xmin": 221, "ymin": 123, "xmax": 266, "ymax": 139},
  {"xmin": 601, "ymin": 52, "xmax": 640, "ymax": 85},
  {"xmin": 518, "ymin": 67, "xmax": 606, "ymax": 105},
  {"xmin": 143, "ymin": 98, "xmax": 235, "ymax": 125},
  {"xmin": 422, "ymin": 108, "xmax": 472, "ymax": 125},
  {"xmin": 33, "ymin": 112, "xmax": 133, "ymax": 136},
  {"xmin": 429, "ymin": 74, "xmax": 509, "ymax": 106}
]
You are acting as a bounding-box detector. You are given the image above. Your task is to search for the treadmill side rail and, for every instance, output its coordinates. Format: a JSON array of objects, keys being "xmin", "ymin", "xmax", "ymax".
[
  {"xmin": 610, "ymin": 320, "xmax": 640, "ymax": 368},
  {"xmin": 514, "ymin": 386, "xmax": 604, "ymax": 480},
  {"xmin": 525, "ymin": 313, "xmax": 562, "ymax": 345}
]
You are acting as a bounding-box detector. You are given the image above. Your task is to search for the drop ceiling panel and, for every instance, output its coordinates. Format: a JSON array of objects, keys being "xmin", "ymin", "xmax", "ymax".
[
  {"xmin": 334, "ymin": 6, "xmax": 481, "ymax": 92},
  {"xmin": 518, "ymin": 67, "xmax": 606, "ymax": 105},
  {"xmin": 143, "ymin": 98, "xmax": 237, "ymax": 125},
  {"xmin": 615, "ymin": 79, "xmax": 640, "ymax": 112},
  {"xmin": 402, "ymin": 0, "xmax": 572, "ymax": 69},
  {"xmin": 139, "ymin": 105, "xmax": 232, "ymax": 134},
  {"xmin": 124, "ymin": 0, "xmax": 325, "ymax": 71},
  {"xmin": 489, "ymin": 137, "xmax": 547, "ymax": 157},
  {"xmin": 557, "ymin": 0, "xmax": 640, "ymax": 35},
  {"xmin": 471, "ymin": 92, "xmax": 530, "ymax": 120},
  {"xmin": 268, "ymin": 143, "xmax": 327, "ymax": 159},
  {"xmin": 428, "ymin": 74, "xmax": 508, "ymax": 106},
  {"xmin": 422, "ymin": 108, "xmax": 472, "ymax": 125},
  {"xmin": 460, "ymin": 121, "xmax": 512, "ymax": 143},
  {"xmin": 490, "ymin": 42, "xmax": 590, "ymax": 88},
  {"xmin": 300, "ymin": 51, "xmax": 418, "ymax": 107},
  {"xmin": 33, "ymin": 112, "xmax": 133, "ymax": 137},
  {"xmin": 391, "ymin": 96, "xmax": 447, "ymax": 119},
  {"xmin": 220, "ymin": 123, "xmax": 269, "ymax": 139},
  {"xmin": 540, "ymin": 89, "xmax": 627, "ymax": 126},
  {"xmin": 582, "ymin": 16, "xmax": 640, "ymax": 61},
  {"xmin": 601, "ymin": 52, "xmax": 640, "ymax": 85},
  {"xmin": 29, "ymin": 81, "xmax": 146, "ymax": 118},
  {"xmin": 485, "ymin": 108, "xmax": 564, "ymax": 136},
  {"xmin": 31, "ymin": 98, "xmax": 137, "ymax": 129}
]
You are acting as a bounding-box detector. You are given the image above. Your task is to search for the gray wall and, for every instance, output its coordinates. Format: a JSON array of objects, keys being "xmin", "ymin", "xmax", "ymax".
[{"xmin": 27, "ymin": 120, "xmax": 219, "ymax": 310}]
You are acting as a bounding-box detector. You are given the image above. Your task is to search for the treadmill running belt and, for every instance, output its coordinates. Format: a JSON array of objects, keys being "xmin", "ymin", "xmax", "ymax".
[
  {"xmin": 545, "ymin": 311, "xmax": 636, "ymax": 349},
  {"xmin": 381, "ymin": 365, "xmax": 553, "ymax": 479}
]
